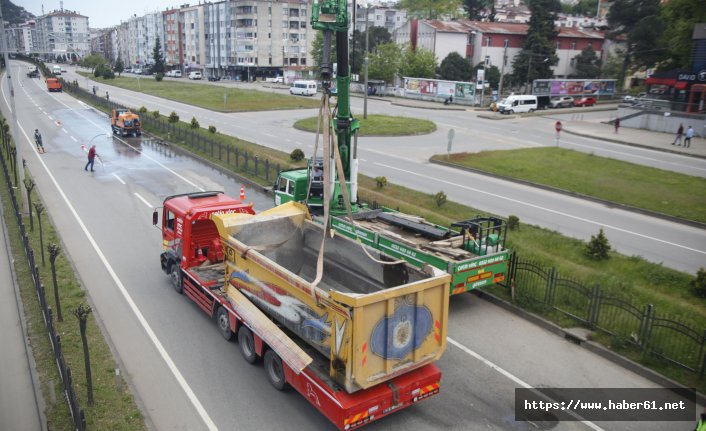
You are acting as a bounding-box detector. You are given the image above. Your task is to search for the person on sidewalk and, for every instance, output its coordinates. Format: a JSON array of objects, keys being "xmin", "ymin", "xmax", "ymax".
[
  {"xmin": 684, "ymin": 125, "xmax": 693, "ymax": 148},
  {"xmin": 672, "ymin": 123, "xmax": 684, "ymax": 146},
  {"xmin": 34, "ymin": 129, "xmax": 45, "ymax": 153},
  {"xmin": 614, "ymin": 117, "xmax": 620, "ymax": 134},
  {"xmin": 84, "ymin": 144, "xmax": 98, "ymax": 172},
  {"xmin": 695, "ymin": 406, "xmax": 706, "ymax": 431}
]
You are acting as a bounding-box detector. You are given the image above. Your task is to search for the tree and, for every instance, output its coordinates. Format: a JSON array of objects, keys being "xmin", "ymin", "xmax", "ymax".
[
  {"xmin": 585, "ymin": 228, "xmax": 611, "ymax": 260},
  {"xmin": 80, "ymin": 54, "xmax": 107, "ymax": 72},
  {"xmin": 114, "ymin": 56, "xmax": 125, "ymax": 77},
  {"xmin": 439, "ymin": 52, "xmax": 473, "ymax": 81},
  {"xmin": 399, "ymin": 0, "xmax": 463, "ymax": 19},
  {"xmin": 511, "ymin": 0, "xmax": 560, "ymax": 89},
  {"xmin": 351, "ymin": 27, "xmax": 392, "ymax": 74},
  {"xmin": 368, "ymin": 43, "xmax": 403, "ymax": 83},
  {"xmin": 74, "ymin": 303, "xmax": 94, "ymax": 406},
  {"xmin": 660, "ymin": 0, "xmax": 706, "ymax": 69},
  {"xmin": 399, "ymin": 47, "xmax": 437, "ymax": 79},
  {"xmin": 463, "ymin": 0, "xmax": 491, "ymax": 20},
  {"xmin": 600, "ymin": 49, "xmax": 624, "ymax": 79},
  {"xmin": 572, "ymin": 46, "xmax": 602, "ymax": 78},
  {"xmin": 152, "ymin": 36, "xmax": 165, "ymax": 74},
  {"xmin": 48, "ymin": 244, "xmax": 62, "ymax": 322},
  {"xmin": 608, "ymin": 0, "xmax": 665, "ymax": 88}
]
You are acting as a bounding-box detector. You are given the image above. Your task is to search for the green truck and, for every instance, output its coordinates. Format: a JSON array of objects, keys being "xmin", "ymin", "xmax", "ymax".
[{"xmin": 274, "ymin": 168, "xmax": 509, "ymax": 296}]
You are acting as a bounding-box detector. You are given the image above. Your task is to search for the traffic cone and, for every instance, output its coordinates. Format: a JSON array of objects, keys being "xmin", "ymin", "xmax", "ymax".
[{"xmin": 240, "ymin": 185, "xmax": 245, "ymax": 200}]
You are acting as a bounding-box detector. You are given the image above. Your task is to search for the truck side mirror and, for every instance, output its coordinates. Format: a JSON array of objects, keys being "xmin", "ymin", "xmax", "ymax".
[{"xmin": 152, "ymin": 210, "xmax": 159, "ymax": 226}]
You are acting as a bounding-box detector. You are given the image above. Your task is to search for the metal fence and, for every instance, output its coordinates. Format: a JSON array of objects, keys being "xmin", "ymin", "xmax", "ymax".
[
  {"xmin": 506, "ymin": 252, "xmax": 706, "ymax": 377},
  {"xmin": 0, "ymin": 119, "xmax": 86, "ymax": 430},
  {"xmin": 61, "ymin": 79, "xmax": 285, "ymax": 185}
]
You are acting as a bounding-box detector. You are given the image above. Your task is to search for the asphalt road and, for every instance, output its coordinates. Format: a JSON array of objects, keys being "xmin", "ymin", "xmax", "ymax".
[
  {"xmin": 3, "ymin": 62, "xmax": 700, "ymax": 431},
  {"xmin": 63, "ymin": 67, "xmax": 706, "ymax": 275}
]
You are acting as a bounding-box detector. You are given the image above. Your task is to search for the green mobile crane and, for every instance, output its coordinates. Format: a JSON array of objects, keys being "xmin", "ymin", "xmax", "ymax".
[{"xmin": 273, "ymin": 0, "xmax": 510, "ymax": 296}]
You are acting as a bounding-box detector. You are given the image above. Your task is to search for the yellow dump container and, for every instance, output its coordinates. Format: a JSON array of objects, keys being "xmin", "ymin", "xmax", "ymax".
[{"xmin": 212, "ymin": 202, "xmax": 450, "ymax": 393}]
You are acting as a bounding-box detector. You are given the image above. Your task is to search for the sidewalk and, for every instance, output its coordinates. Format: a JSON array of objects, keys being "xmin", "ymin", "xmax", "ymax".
[
  {"xmin": 562, "ymin": 120, "xmax": 706, "ymax": 159},
  {"xmin": 0, "ymin": 214, "xmax": 44, "ymax": 430}
]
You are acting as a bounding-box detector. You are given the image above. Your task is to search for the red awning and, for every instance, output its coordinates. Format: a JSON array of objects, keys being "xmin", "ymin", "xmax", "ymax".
[
  {"xmin": 645, "ymin": 77, "xmax": 676, "ymax": 86},
  {"xmin": 674, "ymin": 81, "xmax": 688, "ymax": 90}
]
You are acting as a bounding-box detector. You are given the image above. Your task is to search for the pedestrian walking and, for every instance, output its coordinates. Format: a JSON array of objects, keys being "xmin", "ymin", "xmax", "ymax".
[
  {"xmin": 695, "ymin": 406, "xmax": 706, "ymax": 431},
  {"xmin": 34, "ymin": 129, "xmax": 45, "ymax": 153},
  {"xmin": 84, "ymin": 144, "xmax": 98, "ymax": 172},
  {"xmin": 105, "ymin": 91, "xmax": 109, "ymax": 101},
  {"xmin": 684, "ymin": 125, "xmax": 693, "ymax": 148},
  {"xmin": 614, "ymin": 117, "xmax": 620, "ymax": 134},
  {"xmin": 672, "ymin": 123, "xmax": 683, "ymax": 146},
  {"xmin": 92, "ymin": 86, "xmax": 97, "ymax": 96}
]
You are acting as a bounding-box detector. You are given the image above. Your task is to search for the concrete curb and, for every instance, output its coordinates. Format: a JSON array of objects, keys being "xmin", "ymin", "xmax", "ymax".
[
  {"xmin": 472, "ymin": 289, "xmax": 706, "ymax": 406},
  {"xmin": 430, "ymin": 158, "xmax": 706, "ymax": 230},
  {"xmin": 562, "ymin": 128, "xmax": 706, "ymax": 161}
]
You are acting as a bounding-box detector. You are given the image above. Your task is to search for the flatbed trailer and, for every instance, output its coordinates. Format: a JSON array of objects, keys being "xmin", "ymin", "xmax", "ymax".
[{"xmin": 155, "ymin": 192, "xmax": 446, "ymax": 429}]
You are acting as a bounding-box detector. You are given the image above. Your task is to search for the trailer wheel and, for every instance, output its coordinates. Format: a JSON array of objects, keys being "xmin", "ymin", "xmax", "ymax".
[
  {"xmin": 169, "ymin": 263, "xmax": 183, "ymax": 294},
  {"xmin": 264, "ymin": 349, "xmax": 286, "ymax": 391},
  {"xmin": 238, "ymin": 327, "xmax": 257, "ymax": 364},
  {"xmin": 216, "ymin": 306, "xmax": 233, "ymax": 341}
]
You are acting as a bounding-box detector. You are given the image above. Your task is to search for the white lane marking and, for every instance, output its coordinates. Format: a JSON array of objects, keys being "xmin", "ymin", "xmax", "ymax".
[
  {"xmin": 11, "ymin": 117, "xmax": 219, "ymax": 431},
  {"xmin": 48, "ymin": 116, "xmax": 53, "ymax": 121},
  {"xmin": 134, "ymin": 192, "xmax": 152, "ymax": 208},
  {"xmin": 262, "ymin": 132, "xmax": 277, "ymax": 138},
  {"xmin": 112, "ymin": 173, "xmax": 126, "ymax": 185},
  {"xmin": 376, "ymin": 162, "xmax": 706, "ymax": 255},
  {"xmin": 71, "ymin": 136, "xmax": 78, "ymax": 142},
  {"xmin": 62, "ymin": 128, "xmax": 68, "ymax": 133},
  {"xmin": 447, "ymin": 337, "xmax": 605, "ymax": 431}
]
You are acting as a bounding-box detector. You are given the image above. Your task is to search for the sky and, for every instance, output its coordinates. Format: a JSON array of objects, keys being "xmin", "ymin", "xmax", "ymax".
[{"xmin": 21, "ymin": 0, "xmax": 185, "ymax": 29}]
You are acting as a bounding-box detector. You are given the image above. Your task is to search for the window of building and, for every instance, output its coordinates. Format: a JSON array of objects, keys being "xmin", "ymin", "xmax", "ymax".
[
  {"xmin": 570, "ymin": 41, "xmax": 577, "ymax": 50},
  {"xmin": 556, "ymin": 41, "xmax": 561, "ymax": 50},
  {"xmin": 504, "ymin": 39, "xmax": 509, "ymax": 48}
]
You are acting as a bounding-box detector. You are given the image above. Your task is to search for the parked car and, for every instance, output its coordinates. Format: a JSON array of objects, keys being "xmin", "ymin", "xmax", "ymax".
[
  {"xmin": 165, "ymin": 70, "xmax": 183, "ymax": 78},
  {"xmin": 575, "ymin": 97, "xmax": 597, "ymax": 107},
  {"xmin": 207, "ymin": 75, "xmax": 221, "ymax": 82},
  {"xmin": 549, "ymin": 96, "xmax": 574, "ymax": 108},
  {"xmin": 188, "ymin": 71, "xmax": 202, "ymax": 80},
  {"xmin": 623, "ymin": 95, "xmax": 636, "ymax": 103}
]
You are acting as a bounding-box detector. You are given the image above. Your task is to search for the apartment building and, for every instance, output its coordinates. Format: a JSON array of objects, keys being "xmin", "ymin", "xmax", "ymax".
[{"xmin": 34, "ymin": 9, "xmax": 90, "ymax": 59}]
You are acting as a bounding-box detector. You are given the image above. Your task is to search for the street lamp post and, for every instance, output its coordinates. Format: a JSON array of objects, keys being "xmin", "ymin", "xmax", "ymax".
[{"xmin": 363, "ymin": 5, "xmax": 369, "ymax": 119}]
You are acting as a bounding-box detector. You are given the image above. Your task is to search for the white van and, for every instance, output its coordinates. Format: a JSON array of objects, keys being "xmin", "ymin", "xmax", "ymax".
[
  {"xmin": 497, "ymin": 95, "xmax": 538, "ymax": 114},
  {"xmin": 290, "ymin": 80, "xmax": 317, "ymax": 96},
  {"xmin": 188, "ymin": 71, "xmax": 202, "ymax": 80},
  {"xmin": 52, "ymin": 65, "xmax": 62, "ymax": 75}
]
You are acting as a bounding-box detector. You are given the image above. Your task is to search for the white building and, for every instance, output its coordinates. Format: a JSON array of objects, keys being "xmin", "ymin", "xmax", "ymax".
[{"xmin": 34, "ymin": 9, "xmax": 90, "ymax": 59}]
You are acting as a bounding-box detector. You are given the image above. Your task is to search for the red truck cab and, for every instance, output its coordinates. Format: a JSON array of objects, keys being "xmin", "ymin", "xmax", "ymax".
[{"xmin": 158, "ymin": 191, "xmax": 255, "ymax": 292}]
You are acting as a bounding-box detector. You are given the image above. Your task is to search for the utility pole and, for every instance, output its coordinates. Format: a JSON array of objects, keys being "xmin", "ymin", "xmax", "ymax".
[
  {"xmin": 363, "ymin": 5, "xmax": 369, "ymax": 119},
  {"xmin": 0, "ymin": 6, "xmax": 28, "ymax": 214},
  {"xmin": 498, "ymin": 39, "xmax": 508, "ymax": 99}
]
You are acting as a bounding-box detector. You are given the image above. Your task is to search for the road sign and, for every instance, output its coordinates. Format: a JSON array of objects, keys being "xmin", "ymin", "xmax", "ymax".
[
  {"xmin": 555, "ymin": 121, "xmax": 562, "ymax": 133},
  {"xmin": 447, "ymin": 129, "xmax": 455, "ymax": 156}
]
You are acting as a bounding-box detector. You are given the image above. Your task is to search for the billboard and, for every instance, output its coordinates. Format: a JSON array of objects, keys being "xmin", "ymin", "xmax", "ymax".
[{"xmin": 534, "ymin": 79, "xmax": 616, "ymax": 96}]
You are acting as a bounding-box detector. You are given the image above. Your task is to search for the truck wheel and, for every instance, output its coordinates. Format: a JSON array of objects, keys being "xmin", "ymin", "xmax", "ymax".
[
  {"xmin": 169, "ymin": 264, "xmax": 183, "ymax": 294},
  {"xmin": 216, "ymin": 307, "xmax": 233, "ymax": 341},
  {"xmin": 238, "ymin": 327, "xmax": 257, "ymax": 364},
  {"xmin": 264, "ymin": 349, "xmax": 287, "ymax": 391}
]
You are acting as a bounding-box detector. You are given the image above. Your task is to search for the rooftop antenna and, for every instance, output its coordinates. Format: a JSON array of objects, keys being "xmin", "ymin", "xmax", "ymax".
[{"xmin": 60, "ymin": 1, "xmax": 63, "ymax": 12}]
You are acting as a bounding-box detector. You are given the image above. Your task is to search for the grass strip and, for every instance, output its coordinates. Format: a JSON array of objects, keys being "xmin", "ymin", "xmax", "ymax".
[
  {"xmin": 432, "ymin": 148, "xmax": 706, "ymax": 224},
  {"xmin": 294, "ymin": 114, "xmax": 437, "ymax": 136},
  {"xmin": 79, "ymin": 72, "xmax": 320, "ymax": 112},
  {"xmin": 0, "ymin": 164, "xmax": 146, "ymax": 429}
]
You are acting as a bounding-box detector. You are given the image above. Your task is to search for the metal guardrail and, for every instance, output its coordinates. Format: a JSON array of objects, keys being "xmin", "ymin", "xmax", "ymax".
[
  {"xmin": 0, "ymin": 118, "xmax": 86, "ymax": 431},
  {"xmin": 506, "ymin": 252, "xmax": 706, "ymax": 377}
]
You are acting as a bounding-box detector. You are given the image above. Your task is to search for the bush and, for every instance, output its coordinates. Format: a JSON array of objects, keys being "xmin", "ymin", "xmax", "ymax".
[
  {"xmin": 152, "ymin": 110, "xmax": 160, "ymax": 118},
  {"xmin": 102, "ymin": 68, "xmax": 115, "ymax": 79},
  {"xmin": 507, "ymin": 215, "xmax": 520, "ymax": 231},
  {"xmin": 168, "ymin": 111, "xmax": 179, "ymax": 123},
  {"xmin": 208, "ymin": 125, "xmax": 217, "ymax": 134},
  {"xmin": 585, "ymin": 228, "xmax": 611, "ymax": 260},
  {"xmin": 154, "ymin": 73, "xmax": 164, "ymax": 82},
  {"xmin": 93, "ymin": 64, "xmax": 104, "ymax": 77},
  {"xmin": 190, "ymin": 117, "xmax": 200, "ymax": 129},
  {"xmin": 692, "ymin": 268, "xmax": 706, "ymax": 298},
  {"xmin": 434, "ymin": 191, "xmax": 447, "ymax": 208},
  {"xmin": 290, "ymin": 149, "xmax": 305, "ymax": 161},
  {"xmin": 375, "ymin": 176, "xmax": 388, "ymax": 189},
  {"xmin": 138, "ymin": 106, "xmax": 148, "ymax": 113}
]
